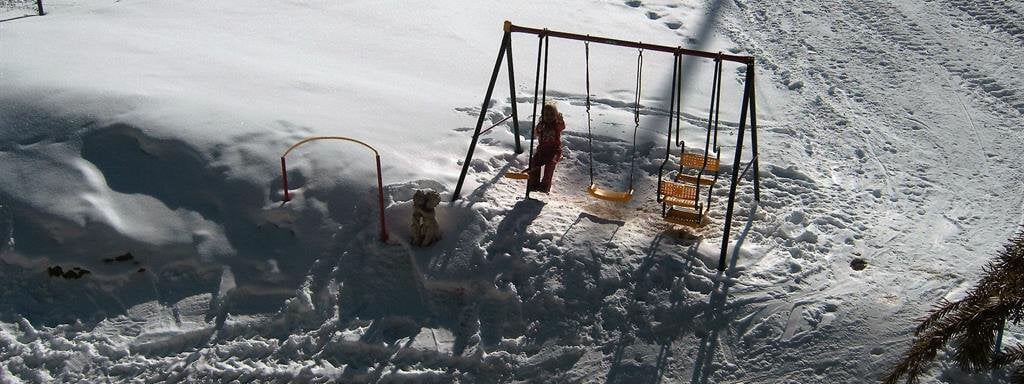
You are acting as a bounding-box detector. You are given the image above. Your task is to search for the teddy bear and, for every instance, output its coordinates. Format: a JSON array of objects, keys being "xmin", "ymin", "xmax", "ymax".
[{"xmin": 410, "ymin": 189, "xmax": 441, "ymax": 247}]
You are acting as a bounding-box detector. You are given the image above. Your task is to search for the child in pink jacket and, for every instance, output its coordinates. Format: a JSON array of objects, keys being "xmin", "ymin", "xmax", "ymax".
[{"xmin": 528, "ymin": 103, "xmax": 565, "ymax": 193}]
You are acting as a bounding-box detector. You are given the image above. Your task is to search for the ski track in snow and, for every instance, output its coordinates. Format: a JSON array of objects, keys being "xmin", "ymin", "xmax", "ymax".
[
  {"xmin": 2, "ymin": 0, "xmax": 1024, "ymax": 383},
  {"xmin": 717, "ymin": 0, "xmax": 1024, "ymax": 381}
]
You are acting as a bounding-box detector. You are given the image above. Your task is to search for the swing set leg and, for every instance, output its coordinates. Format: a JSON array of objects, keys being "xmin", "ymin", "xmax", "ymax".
[
  {"xmin": 452, "ymin": 32, "xmax": 510, "ymax": 202},
  {"xmin": 718, "ymin": 65, "xmax": 755, "ymax": 272},
  {"xmin": 506, "ymin": 33, "xmax": 522, "ymax": 154}
]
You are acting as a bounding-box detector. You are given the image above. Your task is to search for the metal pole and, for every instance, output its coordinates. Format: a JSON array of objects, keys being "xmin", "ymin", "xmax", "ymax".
[
  {"xmin": 506, "ymin": 31, "xmax": 522, "ymax": 154},
  {"xmin": 375, "ymin": 155, "xmax": 388, "ymax": 242},
  {"xmin": 451, "ymin": 32, "xmax": 510, "ymax": 202},
  {"xmin": 505, "ymin": 21, "xmax": 753, "ymax": 64},
  {"xmin": 748, "ymin": 65, "xmax": 761, "ymax": 201},
  {"xmin": 280, "ymin": 157, "xmax": 290, "ymax": 202},
  {"xmin": 535, "ymin": 35, "xmax": 550, "ymax": 196},
  {"xmin": 995, "ymin": 318, "xmax": 1006, "ymax": 355},
  {"xmin": 702, "ymin": 58, "xmax": 720, "ymax": 153},
  {"xmin": 525, "ymin": 34, "xmax": 546, "ymax": 200},
  {"xmin": 713, "ymin": 55, "xmax": 724, "ymax": 150},
  {"xmin": 718, "ymin": 65, "xmax": 753, "ymax": 272}
]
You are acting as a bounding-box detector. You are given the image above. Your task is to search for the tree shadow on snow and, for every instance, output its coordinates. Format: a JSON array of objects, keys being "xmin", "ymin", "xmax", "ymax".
[
  {"xmin": 482, "ymin": 198, "xmax": 545, "ymax": 260},
  {"xmin": 0, "ymin": 13, "xmax": 37, "ymax": 23},
  {"xmin": 605, "ymin": 231, "xmax": 705, "ymax": 384},
  {"xmin": 462, "ymin": 160, "xmax": 523, "ymax": 206},
  {"xmin": 559, "ymin": 212, "xmax": 625, "ymax": 246},
  {"xmin": 690, "ymin": 201, "xmax": 759, "ymax": 384},
  {"xmin": 605, "ymin": 202, "xmax": 752, "ymax": 384}
]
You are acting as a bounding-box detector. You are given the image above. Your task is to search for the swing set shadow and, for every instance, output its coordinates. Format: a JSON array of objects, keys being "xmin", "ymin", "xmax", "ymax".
[
  {"xmin": 452, "ymin": 21, "xmax": 761, "ymax": 272},
  {"xmin": 0, "ymin": 0, "xmax": 45, "ymax": 23},
  {"xmin": 604, "ymin": 200, "xmax": 760, "ymax": 384}
]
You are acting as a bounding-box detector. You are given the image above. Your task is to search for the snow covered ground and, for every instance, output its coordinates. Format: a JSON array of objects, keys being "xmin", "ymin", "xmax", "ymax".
[{"xmin": 1, "ymin": 0, "xmax": 1022, "ymax": 382}]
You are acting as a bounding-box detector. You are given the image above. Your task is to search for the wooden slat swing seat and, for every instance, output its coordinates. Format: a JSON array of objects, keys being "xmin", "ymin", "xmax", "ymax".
[
  {"xmin": 656, "ymin": 51, "xmax": 728, "ymax": 228},
  {"xmin": 664, "ymin": 206, "xmax": 704, "ymax": 226},
  {"xmin": 680, "ymin": 152, "xmax": 719, "ymax": 173}
]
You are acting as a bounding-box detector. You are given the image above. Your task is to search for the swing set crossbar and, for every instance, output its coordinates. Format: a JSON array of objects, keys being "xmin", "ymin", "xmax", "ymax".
[{"xmin": 503, "ymin": 21, "xmax": 754, "ymax": 65}]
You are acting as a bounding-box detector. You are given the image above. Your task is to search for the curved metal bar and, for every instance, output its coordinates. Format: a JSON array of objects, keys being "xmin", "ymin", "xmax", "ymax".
[
  {"xmin": 282, "ymin": 136, "xmax": 379, "ymax": 158},
  {"xmin": 279, "ymin": 135, "xmax": 388, "ymax": 242}
]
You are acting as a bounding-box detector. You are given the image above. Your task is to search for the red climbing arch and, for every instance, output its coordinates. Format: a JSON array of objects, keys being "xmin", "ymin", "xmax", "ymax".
[{"xmin": 280, "ymin": 136, "xmax": 388, "ymax": 242}]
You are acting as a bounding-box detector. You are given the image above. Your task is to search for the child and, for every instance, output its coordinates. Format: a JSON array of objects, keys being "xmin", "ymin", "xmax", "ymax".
[{"xmin": 528, "ymin": 103, "xmax": 565, "ymax": 193}]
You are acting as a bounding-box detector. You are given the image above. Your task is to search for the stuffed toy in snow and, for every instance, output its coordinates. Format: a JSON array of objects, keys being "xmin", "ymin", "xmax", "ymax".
[{"xmin": 410, "ymin": 189, "xmax": 441, "ymax": 247}]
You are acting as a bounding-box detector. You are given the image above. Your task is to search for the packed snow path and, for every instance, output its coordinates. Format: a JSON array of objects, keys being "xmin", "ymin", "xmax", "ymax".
[{"xmin": 2, "ymin": 0, "xmax": 1023, "ymax": 383}]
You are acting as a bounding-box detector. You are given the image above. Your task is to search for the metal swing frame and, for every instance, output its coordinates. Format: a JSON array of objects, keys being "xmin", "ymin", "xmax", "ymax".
[{"xmin": 452, "ymin": 21, "xmax": 761, "ymax": 271}]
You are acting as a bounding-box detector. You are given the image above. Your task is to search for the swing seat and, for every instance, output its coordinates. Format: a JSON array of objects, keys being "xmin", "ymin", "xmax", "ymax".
[
  {"xmin": 588, "ymin": 184, "xmax": 633, "ymax": 202},
  {"xmin": 680, "ymin": 152, "xmax": 720, "ymax": 172},
  {"xmin": 664, "ymin": 207, "xmax": 704, "ymax": 227},
  {"xmin": 660, "ymin": 180, "xmax": 698, "ymax": 201},
  {"xmin": 676, "ymin": 174, "xmax": 716, "ymax": 187},
  {"xmin": 505, "ymin": 171, "xmax": 530, "ymax": 180},
  {"xmin": 663, "ymin": 195, "xmax": 698, "ymax": 209},
  {"xmin": 660, "ymin": 180, "xmax": 699, "ymax": 209}
]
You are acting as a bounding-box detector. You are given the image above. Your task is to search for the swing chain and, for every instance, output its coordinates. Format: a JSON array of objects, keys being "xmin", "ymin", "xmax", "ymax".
[
  {"xmin": 713, "ymin": 51, "xmax": 724, "ymax": 151},
  {"xmin": 585, "ymin": 40, "xmax": 591, "ymax": 112},
  {"xmin": 585, "ymin": 39, "xmax": 594, "ymax": 185},
  {"xmin": 634, "ymin": 47, "xmax": 643, "ymax": 125},
  {"xmin": 628, "ymin": 46, "xmax": 643, "ymax": 190}
]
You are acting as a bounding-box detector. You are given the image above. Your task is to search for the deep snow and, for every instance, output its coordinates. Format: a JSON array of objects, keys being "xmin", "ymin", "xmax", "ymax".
[{"xmin": 1, "ymin": 0, "xmax": 1023, "ymax": 383}]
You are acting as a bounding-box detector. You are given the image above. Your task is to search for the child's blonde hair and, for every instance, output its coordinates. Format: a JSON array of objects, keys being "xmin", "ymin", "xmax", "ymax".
[{"xmin": 541, "ymin": 103, "xmax": 559, "ymax": 119}]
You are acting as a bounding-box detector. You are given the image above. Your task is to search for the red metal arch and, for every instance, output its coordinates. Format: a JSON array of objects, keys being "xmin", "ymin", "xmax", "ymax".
[{"xmin": 280, "ymin": 136, "xmax": 388, "ymax": 242}]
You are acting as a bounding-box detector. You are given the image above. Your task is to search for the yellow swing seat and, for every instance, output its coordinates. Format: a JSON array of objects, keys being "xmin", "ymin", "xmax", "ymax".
[
  {"xmin": 680, "ymin": 152, "xmax": 720, "ymax": 172},
  {"xmin": 588, "ymin": 184, "xmax": 633, "ymax": 202},
  {"xmin": 660, "ymin": 179, "xmax": 700, "ymax": 210},
  {"xmin": 664, "ymin": 206, "xmax": 704, "ymax": 227},
  {"xmin": 663, "ymin": 195, "xmax": 698, "ymax": 209},
  {"xmin": 505, "ymin": 171, "xmax": 530, "ymax": 180},
  {"xmin": 675, "ymin": 173, "xmax": 716, "ymax": 187},
  {"xmin": 660, "ymin": 180, "xmax": 698, "ymax": 201}
]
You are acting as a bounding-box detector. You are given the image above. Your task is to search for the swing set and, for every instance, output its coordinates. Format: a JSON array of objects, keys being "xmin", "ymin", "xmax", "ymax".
[{"xmin": 452, "ymin": 21, "xmax": 761, "ymax": 271}]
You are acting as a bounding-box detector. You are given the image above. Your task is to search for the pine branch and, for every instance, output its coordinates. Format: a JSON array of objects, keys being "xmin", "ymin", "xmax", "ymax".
[
  {"xmin": 996, "ymin": 344, "xmax": 1024, "ymax": 367},
  {"xmin": 885, "ymin": 230, "xmax": 1024, "ymax": 384},
  {"xmin": 915, "ymin": 299, "xmax": 962, "ymax": 335},
  {"xmin": 883, "ymin": 328, "xmax": 951, "ymax": 384}
]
